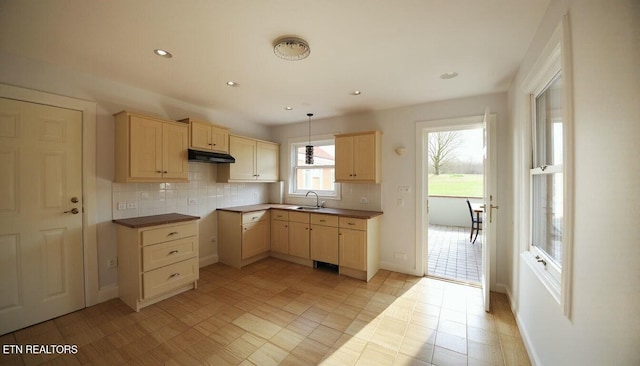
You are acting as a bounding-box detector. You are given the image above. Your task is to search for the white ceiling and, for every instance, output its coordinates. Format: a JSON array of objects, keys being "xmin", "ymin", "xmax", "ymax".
[{"xmin": 0, "ymin": 0, "xmax": 549, "ymax": 126}]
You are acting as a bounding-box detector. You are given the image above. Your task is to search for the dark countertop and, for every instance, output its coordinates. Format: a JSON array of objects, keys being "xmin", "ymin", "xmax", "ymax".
[
  {"xmin": 112, "ymin": 213, "xmax": 200, "ymax": 228},
  {"xmin": 217, "ymin": 204, "xmax": 383, "ymax": 219}
]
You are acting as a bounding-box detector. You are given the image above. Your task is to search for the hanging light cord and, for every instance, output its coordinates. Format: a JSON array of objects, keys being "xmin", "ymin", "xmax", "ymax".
[{"xmin": 307, "ymin": 113, "xmax": 313, "ymax": 145}]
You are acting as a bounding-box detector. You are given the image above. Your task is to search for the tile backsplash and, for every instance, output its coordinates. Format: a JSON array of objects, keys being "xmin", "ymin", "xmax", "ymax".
[
  {"xmin": 112, "ymin": 162, "xmax": 269, "ymax": 220},
  {"xmin": 112, "ymin": 162, "xmax": 383, "ymax": 220}
]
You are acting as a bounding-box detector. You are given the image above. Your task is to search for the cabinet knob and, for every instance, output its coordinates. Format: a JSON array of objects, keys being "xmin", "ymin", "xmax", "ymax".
[
  {"xmin": 156, "ymin": 170, "xmax": 162, "ymax": 173},
  {"xmin": 163, "ymin": 171, "xmax": 168, "ymax": 174}
]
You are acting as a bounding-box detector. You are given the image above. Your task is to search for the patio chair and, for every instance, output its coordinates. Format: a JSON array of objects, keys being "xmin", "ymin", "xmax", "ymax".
[{"xmin": 466, "ymin": 199, "xmax": 482, "ymax": 244}]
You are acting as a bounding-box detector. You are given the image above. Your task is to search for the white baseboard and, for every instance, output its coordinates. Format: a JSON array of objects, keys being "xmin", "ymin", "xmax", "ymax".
[
  {"xmin": 97, "ymin": 284, "xmax": 118, "ymax": 303},
  {"xmin": 199, "ymin": 254, "xmax": 219, "ymax": 268},
  {"xmin": 497, "ymin": 282, "xmax": 540, "ymax": 366},
  {"xmin": 379, "ymin": 261, "xmax": 422, "ymax": 277},
  {"xmin": 495, "ymin": 282, "xmax": 510, "ymax": 295}
]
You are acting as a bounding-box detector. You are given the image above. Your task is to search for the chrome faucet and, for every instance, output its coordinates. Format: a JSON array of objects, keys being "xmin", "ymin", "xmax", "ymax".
[{"xmin": 306, "ymin": 190, "xmax": 319, "ymax": 208}]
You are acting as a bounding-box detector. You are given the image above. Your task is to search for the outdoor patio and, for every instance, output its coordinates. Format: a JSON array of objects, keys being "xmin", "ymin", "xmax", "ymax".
[{"xmin": 427, "ymin": 224, "xmax": 483, "ymax": 284}]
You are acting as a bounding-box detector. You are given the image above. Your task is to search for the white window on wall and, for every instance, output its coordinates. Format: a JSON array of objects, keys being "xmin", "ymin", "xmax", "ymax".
[
  {"xmin": 522, "ymin": 16, "xmax": 574, "ymax": 317},
  {"xmin": 290, "ymin": 139, "xmax": 339, "ymax": 197}
]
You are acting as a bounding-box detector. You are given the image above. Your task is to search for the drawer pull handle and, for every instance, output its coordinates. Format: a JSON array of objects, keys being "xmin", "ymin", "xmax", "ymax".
[
  {"xmin": 168, "ymin": 231, "xmax": 179, "ymax": 236},
  {"xmin": 169, "ymin": 273, "xmax": 180, "ymax": 279},
  {"xmin": 320, "ymin": 220, "xmax": 326, "ymax": 223},
  {"xmin": 169, "ymin": 250, "xmax": 179, "ymax": 255},
  {"xmin": 348, "ymin": 223, "xmax": 355, "ymax": 226}
]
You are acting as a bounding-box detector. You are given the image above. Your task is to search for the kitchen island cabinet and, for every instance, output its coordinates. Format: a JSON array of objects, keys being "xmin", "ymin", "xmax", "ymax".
[{"xmin": 113, "ymin": 214, "xmax": 199, "ymax": 311}]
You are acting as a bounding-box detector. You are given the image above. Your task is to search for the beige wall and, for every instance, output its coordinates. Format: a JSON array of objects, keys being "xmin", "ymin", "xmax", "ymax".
[
  {"xmin": 271, "ymin": 92, "xmax": 510, "ymax": 282},
  {"xmin": 507, "ymin": 0, "xmax": 640, "ymax": 364},
  {"xmin": 0, "ymin": 51, "xmax": 271, "ymax": 290}
]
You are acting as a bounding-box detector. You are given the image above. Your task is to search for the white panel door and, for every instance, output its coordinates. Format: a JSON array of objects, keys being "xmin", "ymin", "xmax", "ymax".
[
  {"xmin": 481, "ymin": 107, "xmax": 498, "ymax": 312},
  {"xmin": 0, "ymin": 98, "xmax": 85, "ymax": 334}
]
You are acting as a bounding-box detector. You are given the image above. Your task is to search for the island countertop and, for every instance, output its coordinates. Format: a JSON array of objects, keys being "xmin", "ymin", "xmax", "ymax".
[
  {"xmin": 112, "ymin": 213, "xmax": 200, "ymax": 228},
  {"xmin": 217, "ymin": 204, "xmax": 383, "ymax": 219}
]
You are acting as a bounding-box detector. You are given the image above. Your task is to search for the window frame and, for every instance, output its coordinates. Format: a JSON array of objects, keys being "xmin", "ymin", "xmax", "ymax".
[
  {"xmin": 521, "ymin": 15, "xmax": 574, "ymax": 317},
  {"xmin": 288, "ymin": 136, "xmax": 340, "ymax": 199}
]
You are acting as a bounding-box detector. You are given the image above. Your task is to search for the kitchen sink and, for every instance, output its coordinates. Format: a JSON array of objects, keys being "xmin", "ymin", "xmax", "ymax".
[{"xmin": 295, "ymin": 206, "xmax": 321, "ymax": 210}]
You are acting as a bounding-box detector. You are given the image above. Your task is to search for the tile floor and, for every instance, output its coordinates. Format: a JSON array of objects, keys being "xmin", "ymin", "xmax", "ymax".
[
  {"xmin": 428, "ymin": 225, "xmax": 483, "ymax": 284},
  {"xmin": 0, "ymin": 258, "xmax": 530, "ymax": 366}
]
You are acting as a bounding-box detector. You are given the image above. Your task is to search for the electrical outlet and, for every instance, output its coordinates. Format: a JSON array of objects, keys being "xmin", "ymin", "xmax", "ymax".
[
  {"xmin": 126, "ymin": 202, "xmax": 137, "ymax": 209},
  {"xmin": 359, "ymin": 197, "xmax": 368, "ymax": 204},
  {"xmin": 107, "ymin": 257, "xmax": 118, "ymax": 269},
  {"xmin": 117, "ymin": 202, "xmax": 126, "ymax": 210},
  {"xmin": 188, "ymin": 198, "xmax": 197, "ymax": 206}
]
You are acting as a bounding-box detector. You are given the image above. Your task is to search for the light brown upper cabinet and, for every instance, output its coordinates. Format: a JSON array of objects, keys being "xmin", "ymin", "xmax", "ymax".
[
  {"xmin": 114, "ymin": 111, "xmax": 189, "ymax": 183},
  {"xmin": 335, "ymin": 131, "xmax": 382, "ymax": 183},
  {"xmin": 218, "ymin": 135, "xmax": 279, "ymax": 182},
  {"xmin": 180, "ymin": 118, "xmax": 229, "ymax": 153}
]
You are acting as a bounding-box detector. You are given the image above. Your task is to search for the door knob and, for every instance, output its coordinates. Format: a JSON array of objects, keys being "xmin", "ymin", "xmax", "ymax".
[
  {"xmin": 64, "ymin": 208, "xmax": 79, "ymax": 214},
  {"xmin": 489, "ymin": 204, "xmax": 499, "ymax": 223},
  {"xmin": 70, "ymin": 197, "xmax": 79, "ymax": 203}
]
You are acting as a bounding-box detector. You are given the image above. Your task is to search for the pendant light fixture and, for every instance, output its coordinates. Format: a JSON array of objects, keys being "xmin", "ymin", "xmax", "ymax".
[{"xmin": 305, "ymin": 113, "xmax": 314, "ymax": 165}]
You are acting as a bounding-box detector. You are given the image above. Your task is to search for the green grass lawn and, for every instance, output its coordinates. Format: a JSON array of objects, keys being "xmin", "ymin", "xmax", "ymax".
[{"xmin": 428, "ymin": 174, "xmax": 483, "ymax": 197}]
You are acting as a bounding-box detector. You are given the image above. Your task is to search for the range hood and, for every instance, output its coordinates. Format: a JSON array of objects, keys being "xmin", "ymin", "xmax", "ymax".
[{"xmin": 188, "ymin": 149, "xmax": 235, "ymax": 164}]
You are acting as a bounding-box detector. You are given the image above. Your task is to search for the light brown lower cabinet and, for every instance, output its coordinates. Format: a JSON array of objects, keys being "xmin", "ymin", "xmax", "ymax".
[
  {"xmin": 218, "ymin": 210, "xmax": 271, "ymax": 268},
  {"xmin": 221, "ymin": 208, "xmax": 381, "ymax": 281},
  {"xmin": 310, "ymin": 214, "xmax": 339, "ymax": 265},
  {"xmin": 338, "ymin": 216, "xmax": 380, "ymax": 281},
  {"xmin": 117, "ymin": 221, "xmax": 199, "ymax": 311}
]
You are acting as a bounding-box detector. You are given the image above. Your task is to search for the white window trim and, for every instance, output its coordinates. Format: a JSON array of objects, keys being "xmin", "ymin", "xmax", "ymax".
[
  {"xmin": 287, "ymin": 134, "xmax": 341, "ymax": 200},
  {"xmin": 521, "ymin": 14, "xmax": 574, "ymax": 318}
]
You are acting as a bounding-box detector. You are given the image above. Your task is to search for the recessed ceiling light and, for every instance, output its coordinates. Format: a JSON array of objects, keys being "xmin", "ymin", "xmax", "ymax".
[
  {"xmin": 440, "ymin": 72, "xmax": 459, "ymax": 79},
  {"xmin": 226, "ymin": 81, "xmax": 239, "ymax": 87},
  {"xmin": 352, "ymin": 90, "xmax": 362, "ymax": 95},
  {"xmin": 285, "ymin": 106, "xmax": 293, "ymax": 110},
  {"xmin": 153, "ymin": 49, "xmax": 172, "ymax": 58}
]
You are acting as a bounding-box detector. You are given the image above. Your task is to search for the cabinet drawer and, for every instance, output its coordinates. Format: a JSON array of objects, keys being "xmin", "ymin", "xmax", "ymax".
[
  {"xmin": 142, "ymin": 222, "xmax": 197, "ymax": 246},
  {"xmin": 242, "ymin": 210, "xmax": 269, "ymax": 224},
  {"xmin": 142, "ymin": 237, "xmax": 197, "ymax": 271},
  {"xmin": 289, "ymin": 211, "xmax": 310, "ymax": 223},
  {"xmin": 311, "ymin": 214, "xmax": 338, "ymax": 227},
  {"xmin": 339, "ymin": 217, "xmax": 366, "ymax": 231},
  {"xmin": 271, "ymin": 209, "xmax": 289, "ymax": 221},
  {"xmin": 142, "ymin": 258, "xmax": 198, "ymax": 299}
]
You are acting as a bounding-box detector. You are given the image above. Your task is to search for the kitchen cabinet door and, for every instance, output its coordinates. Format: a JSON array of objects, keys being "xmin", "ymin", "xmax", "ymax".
[
  {"xmin": 229, "ymin": 135, "xmax": 257, "ymax": 180},
  {"xmin": 242, "ymin": 220, "xmax": 269, "ymax": 259},
  {"xmin": 116, "ymin": 111, "xmax": 189, "ymax": 182},
  {"xmin": 162, "ymin": 122, "xmax": 189, "ymax": 180},
  {"xmin": 289, "ymin": 222, "xmax": 310, "ymax": 259},
  {"xmin": 353, "ymin": 133, "xmax": 376, "ymax": 181},
  {"xmin": 335, "ymin": 135, "xmax": 354, "ymax": 181},
  {"xmin": 129, "ymin": 115, "xmax": 163, "ymax": 180},
  {"xmin": 339, "ymin": 228, "xmax": 367, "ymax": 271},
  {"xmin": 310, "ymin": 224, "xmax": 339, "ymax": 265},
  {"xmin": 256, "ymin": 141, "xmax": 279, "ymax": 181},
  {"xmin": 271, "ymin": 219, "xmax": 289, "ymax": 254},
  {"xmin": 334, "ymin": 131, "xmax": 381, "ymax": 183},
  {"xmin": 187, "ymin": 119, "xmax": 229, "ymax": 153}
]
